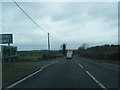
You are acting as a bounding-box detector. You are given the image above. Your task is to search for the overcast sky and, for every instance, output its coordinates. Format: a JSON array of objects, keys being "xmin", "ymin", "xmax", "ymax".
[{"xmin": 1, "ymin": 2, "xmax": 118, "ymax": 51}]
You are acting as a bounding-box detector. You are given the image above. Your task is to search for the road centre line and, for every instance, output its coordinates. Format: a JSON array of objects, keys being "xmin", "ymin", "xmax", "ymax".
[
  {"xmin": 78, "ymin": 63, "xmax": 84, "ymax": 68},
  {"xmin": 6, "ymin": 61, "xmax": 58, "ymax": 89},
  {"xmin": 86, "ymin": 71, "xmax": 107, "ymax": 90},
  {"xmin": 76, "ymin": 61, "xmax": 84, "ymax": 68},
  {"xmin": 76, "ymin": 61, "xmax": 107, "ymax": 90}
]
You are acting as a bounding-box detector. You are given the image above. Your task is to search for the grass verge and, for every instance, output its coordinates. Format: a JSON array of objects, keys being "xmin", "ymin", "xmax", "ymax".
[
  {"xmin": 79, "ymin": 56, "xmax": 119, "ymax": 65},
  {"xmin": 17, "ymin": 55, "xmax": 42, "ymax": 62},
  {"xmin": 2, "ymin": 63, "xmax": 39, "ymax": 86}
]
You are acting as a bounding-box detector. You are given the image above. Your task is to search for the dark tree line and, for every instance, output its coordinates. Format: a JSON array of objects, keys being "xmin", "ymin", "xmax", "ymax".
[{"xmin": 78, "ymin": 44, "xmax": 120, "ymax": 60}]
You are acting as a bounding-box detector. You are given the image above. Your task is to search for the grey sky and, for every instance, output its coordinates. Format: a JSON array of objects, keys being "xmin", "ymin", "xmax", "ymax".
[{"xmin": 1, "ymin": 2, "xmax": 118, "ymax": 50}]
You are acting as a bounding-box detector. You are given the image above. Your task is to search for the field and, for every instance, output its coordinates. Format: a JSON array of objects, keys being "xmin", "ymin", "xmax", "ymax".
[
  {"xmin": 17, "ymin": 55, "xmax": 42, "ymax": 62},
  {"xmin": 17, "ymin": 52, "xmax": 62, "ymax": 62}
]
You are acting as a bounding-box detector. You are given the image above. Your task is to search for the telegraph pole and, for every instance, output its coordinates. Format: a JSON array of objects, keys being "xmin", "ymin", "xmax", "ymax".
[{"xmin": 48, "ymin": 32, "xmax": 50, "ymax": 51}]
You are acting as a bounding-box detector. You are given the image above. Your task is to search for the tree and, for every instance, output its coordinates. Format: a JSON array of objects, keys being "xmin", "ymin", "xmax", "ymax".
[
  {"xmin": 78, "ymin": 43, "xmax": 89, "ymax": 50},
  {"xmin": 78, "ymin": 43, "xmax": 89, "ymax": 56},
  {"xmin": 61, "ymin": 43, "xmax": 66, "ymax": 56}
]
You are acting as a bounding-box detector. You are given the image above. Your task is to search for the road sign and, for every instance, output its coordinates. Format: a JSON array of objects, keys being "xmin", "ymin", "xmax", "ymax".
[{"xmin": 0, "ymin": 34, "xmax": 13, "ymax": 44}]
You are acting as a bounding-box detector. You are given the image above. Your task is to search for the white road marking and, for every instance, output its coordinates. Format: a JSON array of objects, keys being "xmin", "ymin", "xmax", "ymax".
[
  {"xmin": 78, "ymin": 63, "xmax": 84, "ymax": 68},
  {"xmin": 76, "ymin": 61, "xmax": 107, "ymax": 90},
  {"xmin": 6, "ymin": 61, "xmax": 58, "ymax": 89},
  {"xmin": 86, "ymin": 71, "xmax": 107, "ymax": 90},
  {"xmin": 6, "ymin": 68, "xmax": 43, "ymax": 89},
  {"xmin": 41, "ymin": 61, "xmax": 58, "ymax": 69},
  {"xmin": 76, "ymin": 61, "xmax": 84, "ymax": 68}
]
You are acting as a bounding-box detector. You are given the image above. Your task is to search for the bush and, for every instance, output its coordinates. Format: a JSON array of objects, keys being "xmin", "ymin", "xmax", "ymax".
[
  {"xmin": 105, "ymin": 51, "xmax": 119, "ymax": 60},
  {"xmin": 78, "ymin": 45, "xmax": 120, "ymax": 61}
]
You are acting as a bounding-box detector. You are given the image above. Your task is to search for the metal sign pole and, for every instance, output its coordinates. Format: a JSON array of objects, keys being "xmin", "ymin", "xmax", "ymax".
[{"xmin": 0, "ymin": 34, "xmax": 14, "ymax": 63}]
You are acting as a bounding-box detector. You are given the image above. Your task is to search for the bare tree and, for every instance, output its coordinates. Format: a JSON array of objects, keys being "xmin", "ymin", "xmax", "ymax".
[{"xmin": 78, "ymin": 43, "xmax": 89, "ymax": 50}]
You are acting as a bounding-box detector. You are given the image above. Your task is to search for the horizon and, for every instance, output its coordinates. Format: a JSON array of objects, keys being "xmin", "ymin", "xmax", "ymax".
[{"xmin": 1, "ymin": 2, "xmax": 118, "ymax": 50}]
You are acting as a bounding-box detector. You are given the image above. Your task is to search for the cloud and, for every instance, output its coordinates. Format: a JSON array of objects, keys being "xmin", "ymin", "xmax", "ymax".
[
  {"xmin": 1, "ymin": 2, "xmax": 118, "ymax": 50},
  {"xmin": 0, "ymin": 3, "xmax": 2, "ymax": 33}
]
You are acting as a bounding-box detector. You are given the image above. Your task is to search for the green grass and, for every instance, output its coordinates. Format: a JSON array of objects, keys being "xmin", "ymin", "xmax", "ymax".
[
  {"xmin": 2, "ymin": 64, "xmax": 39, "ymax": 84},
  {"xmin": 2, "ymin": 54, "xmax": 63, "ymax": 85},
  {"xmin": 18, "ymin": 55, "xmax": 42, "ymax": 62},
  {"xmin": 17, "ymin": 53, "xmax": 63, "ymax": 62}
]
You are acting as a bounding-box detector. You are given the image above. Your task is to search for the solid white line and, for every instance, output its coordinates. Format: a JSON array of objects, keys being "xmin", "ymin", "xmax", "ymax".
[
  {"xmin": 6, "ymin": 61, "xmax": 58, "ymax": 89},
  {"xmin": 41, "ymin": 61, "xmax": 57, "ymax": 69},
  {"xmin": 7, "ymin": 68, "xmax": 43, "ymax": 89},
  {"xmin": 86, "ymin": 71, "xmax": 107, "ymax": 90}
]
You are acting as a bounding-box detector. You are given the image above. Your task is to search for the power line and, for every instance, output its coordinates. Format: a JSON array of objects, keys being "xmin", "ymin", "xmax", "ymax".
[
  {"xmin": 13, "ymin": 0, "xmax": 61, "ymax": 50},
  {"xmin": 13, "ymin": 0, "xmax": 48, "ymax": 33}
]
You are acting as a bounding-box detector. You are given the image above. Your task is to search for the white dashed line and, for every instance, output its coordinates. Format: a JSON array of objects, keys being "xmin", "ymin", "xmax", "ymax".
[
  {"xmin": 76, "ymin": 61, "xmax": 84, "ymax": 68},
  {"xmin": 78, "ymin": 63, "xmax": 84, "ymax": 68},
  {"xmin": 86, "ymin": 71, "xmax": 107, "ymax": 90},
  {"xmin": 6, "ymin": 61, "xmax": 58, "ymax": 89},
  {"xmin": 76, "ymin": 61, "xmax": 107, "ymax": 90}
]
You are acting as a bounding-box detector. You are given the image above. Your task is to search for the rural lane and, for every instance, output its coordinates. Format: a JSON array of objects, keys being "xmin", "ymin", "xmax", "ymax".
[{"xmin": 5, "ymin": 56, "xmax": 119, "ymax": 89}]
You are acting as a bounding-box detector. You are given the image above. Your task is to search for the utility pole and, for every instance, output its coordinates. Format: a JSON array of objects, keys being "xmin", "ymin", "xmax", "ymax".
[{"xmin": 48, "ymin": 32, "xmax": 50, "ymax": 51}]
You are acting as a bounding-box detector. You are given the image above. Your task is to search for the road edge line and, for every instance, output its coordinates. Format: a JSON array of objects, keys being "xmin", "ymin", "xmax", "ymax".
[
  {"xmin": 6, "ymin": 68, "xmax": 43, "ymax": 89},
  {"xmin": 41, "ymin": 61, "xmax": 58, "ymax": 69},
  {"xmin": 5, "ymin": 61, "xmax": 58, "ymax": 89}
]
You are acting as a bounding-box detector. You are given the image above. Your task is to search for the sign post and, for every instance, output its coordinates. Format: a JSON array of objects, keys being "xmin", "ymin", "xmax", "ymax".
[
  {"xmin": 0, "ymin": 34, "xmax": 13, "ymax": 44},
  {"xmin": 8, "ymin": 39, "xmax": 11, "ymax": 63},
  {"xmin": 0, "ymin": 34, "xmax": 13, "ymax": 63}
]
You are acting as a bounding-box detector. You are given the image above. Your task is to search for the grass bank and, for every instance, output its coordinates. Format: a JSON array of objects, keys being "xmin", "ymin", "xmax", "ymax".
[
  {"xmin": 2, "ymin": 63, "xmax": 39, "ymax": 87},
  {"xmin": 17, "ymin": 55, "xmax": 42, "ymax": 62},
  {"xmin": 2, "ymin": 56, "xmax": 63, "ymax": 87}
]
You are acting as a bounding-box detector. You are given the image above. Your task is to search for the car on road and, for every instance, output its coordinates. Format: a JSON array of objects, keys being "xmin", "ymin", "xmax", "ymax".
[{"xmin": 66, "ymin": 50, "xmax": 73, "ymax": 59}]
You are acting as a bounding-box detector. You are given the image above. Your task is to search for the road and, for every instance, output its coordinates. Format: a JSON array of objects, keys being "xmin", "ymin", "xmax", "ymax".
[{"xmin": 6, "ymin": 56, "xmax": 119, "ymax": 89}]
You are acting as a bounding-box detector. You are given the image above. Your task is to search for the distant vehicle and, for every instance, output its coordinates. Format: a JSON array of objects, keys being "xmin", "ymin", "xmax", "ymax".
[{"xmin": 66, "ymin": 50, "xmax": 73, "ymax": 59}]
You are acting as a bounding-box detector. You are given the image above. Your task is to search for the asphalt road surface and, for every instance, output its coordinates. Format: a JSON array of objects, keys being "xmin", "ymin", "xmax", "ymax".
[{"xmin": 6, "ymin": 56, "xmax": 119, "ymax": 89}]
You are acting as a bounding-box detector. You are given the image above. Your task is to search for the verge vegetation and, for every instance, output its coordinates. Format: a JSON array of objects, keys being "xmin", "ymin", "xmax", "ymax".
[{"xmin": 78, "ymin": 44, "xmax": 119, "ymax": 61}]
